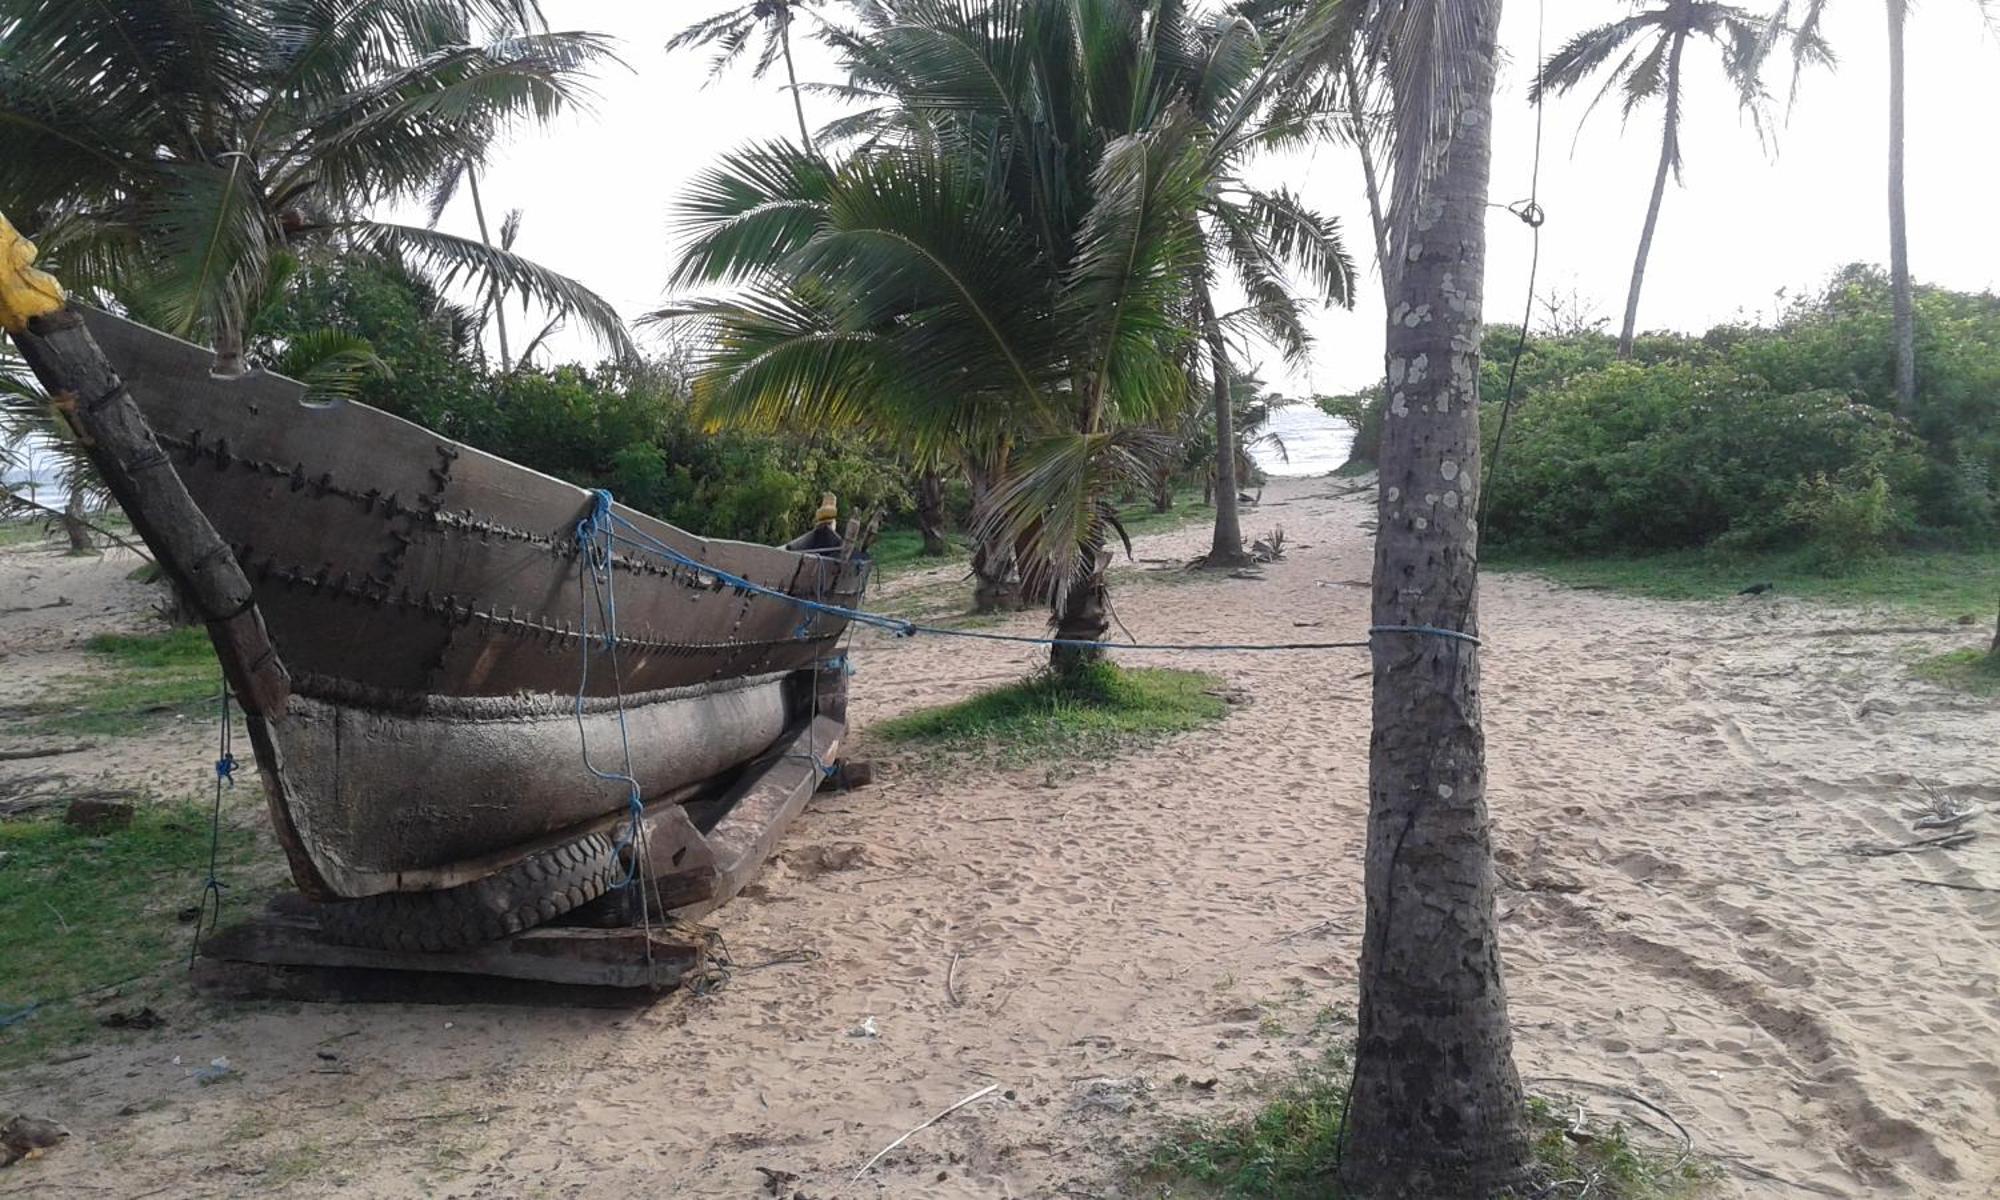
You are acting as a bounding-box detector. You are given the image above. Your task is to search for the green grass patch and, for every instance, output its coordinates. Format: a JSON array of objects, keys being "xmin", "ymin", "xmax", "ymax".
[
  {"xmin": 1147, "ymin": 1045, "xmax": 1355, "ymax": 1197},
  {"xmin": 870, "ymin": 527, "xmax": 969, "ymax": 578},
  {"xmin": 0, "ymin": 801, "xmax": 257, "ymax": 1067},
  {"xmin": 18, "ymin": 626, "xmax": 219, "ymax": 738},
  {"xmin": 1115, "ymin": 485, "xmax": 1214, "ymax": 539},
  {"xmin": 1486, "ymin": 545, "xmax": 2000, "ymax": 619},
  {"xmin": 1145, "ymin": 1048, "xmax": 1711, "ymax": 1199},
  {"xmin": 874, "ymin": 663, "xmax": 1227, "ymax": 769},
  {"xmin": 0, "ymin": 517, "xmax": 53, "ymax": 548},
  {"xmin": 1912, "ymin": 647, "xmax": 2000, "ymax": 696}
]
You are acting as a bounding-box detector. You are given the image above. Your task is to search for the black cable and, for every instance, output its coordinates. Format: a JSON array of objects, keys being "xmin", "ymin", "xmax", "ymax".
[{"xmin": 1475, "ymin": 0, "xmax": 1551, "ymax": 551}]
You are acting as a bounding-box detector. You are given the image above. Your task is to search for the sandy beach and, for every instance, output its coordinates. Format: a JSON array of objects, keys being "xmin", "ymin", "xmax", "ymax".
[{"xmin": 2, "ymin": 473, "xmax": 1996, "ymax": 1198}]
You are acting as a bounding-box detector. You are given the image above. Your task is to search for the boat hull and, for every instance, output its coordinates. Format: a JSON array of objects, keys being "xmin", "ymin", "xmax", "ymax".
[{"xmin": 71, "ymin": 309, "xmax": 868, "ymax": 899}]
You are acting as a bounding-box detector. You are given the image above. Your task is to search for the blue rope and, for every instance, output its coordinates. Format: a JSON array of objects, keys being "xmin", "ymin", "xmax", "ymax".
[
  {"xmin": 187, "ymin": 682, "xmax": 233, "ymax": 968},
  {"xmin": 573, "ymin": 495, "xmax": 646, "ymax": 889},
  {"xmin": 581, "ymin": 491, "xmax": 1481, "ymax": 653},
  {"xmin": 1367, "ymin": 624, "xmax": 1483, "ymax": 646}
]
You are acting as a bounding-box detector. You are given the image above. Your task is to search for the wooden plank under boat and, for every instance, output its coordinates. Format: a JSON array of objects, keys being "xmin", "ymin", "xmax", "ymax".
[{"xmin": 6, "ymin": 293, "xmax": 871, "ymax": 936}]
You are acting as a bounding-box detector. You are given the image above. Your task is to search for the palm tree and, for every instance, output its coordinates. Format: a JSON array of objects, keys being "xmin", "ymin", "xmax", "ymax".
[
  {"xmin": 426, "ymin": 160, "xmax": 524, "ymax": 372},
  {"xmin": 1185, "ymin": 4, "xmax": 1539, "ymax": 1183},
  {"xmin": 1532, "ymin": 1, "xmax": 1827, "ymax": 358},
  {"xmin": 668, "ymin": 1, "xmax": 827, "ymax": 154},
  {"xmin": 1769, "ymin": 0, "xmax": 1985, "ymax": 418},
  {"xmin": 1247, "ymin": 0, "xmax": 1539, "ymax": 1188},
  {"xmin": 0, "ymin": 0, "xmax": 631, "ymax": 373},
  {"xmin": 658, "ymin": 1, "xmax": 1307, "ymax": 675},
  {"xmin": 1186, "ymin": 11, "xmax": 1356, "ymax": 567}
]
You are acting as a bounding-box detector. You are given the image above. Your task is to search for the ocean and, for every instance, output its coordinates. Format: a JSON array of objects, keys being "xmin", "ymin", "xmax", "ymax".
[{"xmin": 1247, "ymin": 403, "xmax": 1355, "ymax": 478}]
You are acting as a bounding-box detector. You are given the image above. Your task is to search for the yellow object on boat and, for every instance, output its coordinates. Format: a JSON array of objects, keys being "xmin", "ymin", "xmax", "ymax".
[{"xmin": 0, "ymin": 211, "xmax": 65, "ymax": 333}]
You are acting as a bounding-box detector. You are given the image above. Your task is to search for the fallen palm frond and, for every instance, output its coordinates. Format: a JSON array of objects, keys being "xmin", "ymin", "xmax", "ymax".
[{"xmin": 1849, "ymin": 831, "xmax": 1976, "ymax": 858}]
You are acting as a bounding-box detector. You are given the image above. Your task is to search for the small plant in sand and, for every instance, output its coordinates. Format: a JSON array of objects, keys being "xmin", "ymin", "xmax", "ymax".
[
  {"xmin": 1251, "ymin": 527, "xmax": 1287, "ymax": 563},
  {"xmin": 873, "ymin": 663, "xmax": 1227, "ymax": 770},
  {"xmin": 1143, "ymin": 1045, "xmax": 1715, "ymax": 1199},
  {"xmin": 1912, "ymin": 648, "xmax": 2000, "ymax": 697}
]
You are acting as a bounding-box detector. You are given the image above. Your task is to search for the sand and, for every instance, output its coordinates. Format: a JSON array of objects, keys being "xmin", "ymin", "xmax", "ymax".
[{"xmin": 2, "ymin": 475, "xmax": 1996, "ymax": 1198}]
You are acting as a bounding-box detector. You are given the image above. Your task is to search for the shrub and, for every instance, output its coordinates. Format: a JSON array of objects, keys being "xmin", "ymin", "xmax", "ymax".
[
  {"xmin": 1728, "ymin": 264, "xmax": 2000, "ymax": 532},
  {"xmin": 1318, "ymin": 387, "xmax": 1382, "ymax": 468},
  {"xmin": 1783, "ymin": 470, "xmax": 1910, "ymax": 572},
  {"xmin": 255, "ymin": 258, "xmax": 913, "ymax": 544},
  {"xmin": 1482, "ymin": 362, "xmax": 1926, "ymax": 554}
]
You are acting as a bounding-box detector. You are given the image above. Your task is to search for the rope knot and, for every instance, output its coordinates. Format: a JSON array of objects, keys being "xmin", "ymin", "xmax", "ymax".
[{"xmin": 575, "ymin": 488, "xmax": 614, "ymax": 549}]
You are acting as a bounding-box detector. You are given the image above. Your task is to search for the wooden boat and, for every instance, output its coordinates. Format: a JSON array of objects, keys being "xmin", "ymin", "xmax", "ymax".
[{"xmin": 3, "ymin": 219, "xmax": 870, "ymax": 950}]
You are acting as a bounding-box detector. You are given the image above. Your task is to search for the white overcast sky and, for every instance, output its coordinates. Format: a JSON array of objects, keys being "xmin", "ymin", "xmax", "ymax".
[{"xmin": 434, "ymin": 0, "xmax": 2000, "ymax": 397}]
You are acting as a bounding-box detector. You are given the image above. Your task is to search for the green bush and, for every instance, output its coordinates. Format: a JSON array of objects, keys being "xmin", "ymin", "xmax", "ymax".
[
  {"xmin": 1331, "ymin": 267, "xmax": 1998, "ymax": 552},
  {"xmin": 255, "ymin": 259, "xmax": 912, "ymax": 544},
  {"xmin": 1783, "ymin": 470, "xmax": 1910, "ymax": 572},
  {"xmin": 1481, "ymin": 361, "xmax": 1925, "ymax": 554},
  {"xmin": 1725, "ymin": 265, "xmax": 2000, "ymax": 532}
]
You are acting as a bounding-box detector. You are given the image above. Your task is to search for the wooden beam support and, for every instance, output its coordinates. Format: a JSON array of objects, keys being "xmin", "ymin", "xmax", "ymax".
[
  {"xmin": 10, "ymin": 306, "xmax": 290, "ymax": 716},
  {"xmin": 663, "ymin": 715, "xmax": 842, "ymax": 918},
  {"xmin": 200, "ymin": 900, "xmax": 705, "ymax": 991}
]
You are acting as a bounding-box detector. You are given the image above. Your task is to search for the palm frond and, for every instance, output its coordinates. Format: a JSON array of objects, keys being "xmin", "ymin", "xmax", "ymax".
[
  {"xmin": 1210, "ymin": 206, "xmax": 1312, "ymax": 363},
  {"xmin": 351, "ymin": 220, "xmax": 635, "ymax": 359},
  {"xmin": 669, "ymin": 142, "xmax": 836, "ymax": 287},
  {"xmin": 424, "ymin": 160, "xmax": 467, "ymax": 226},
  {"xmin": 796, "ymin": 152, "xmax": 1057, "ymax": 411},
  {"xmin": 1062, "ymin": 117, "xmax": 1209, "ymax": 428},
  {"xmin": 1240, "ymin": 185, "xmax": 1356, "ymax": 306},
  {"xmin": 283, "ymin": 32, "xmax": 618, "ymax": 207},
  {"xmin": 1619, "ymin": 36, "xmax": 1672, "ymax": 122},
  {"xmin": 513, "ymin": 315, "xmax": 563, "ymax": 367},
  {"xmin": 1530, "ymin": 16, "xmax": 1655, "ymax": 102},
  {"xmin": 271, "ymin": 328, "xmax": 393, "ymax": 404},
  {"xmin": 659, "ymin": 291, "xmax": 941, "ymax": 447},
  {"xmin": 140, "ymin": 159, "xmax": 282, "ymax": 341},
  {"xmin": 973, "ymin": 428, "xmax": 1170, "ymax": 604}
]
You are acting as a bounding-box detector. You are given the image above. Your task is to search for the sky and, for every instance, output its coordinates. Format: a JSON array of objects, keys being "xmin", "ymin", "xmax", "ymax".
[{"xmin": 427, "ymin": 0, "xmax": 2000, "ymax": 400}]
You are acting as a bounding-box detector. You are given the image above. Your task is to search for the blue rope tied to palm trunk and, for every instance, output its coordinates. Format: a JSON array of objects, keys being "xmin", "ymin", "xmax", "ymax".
[{"xmin": 580, "ymin": 490, "xmax": 1480, "ymax": 652}]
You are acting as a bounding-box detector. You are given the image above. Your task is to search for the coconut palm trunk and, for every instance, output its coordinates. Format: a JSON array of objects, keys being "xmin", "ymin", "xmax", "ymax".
[
  {"xmin": 1620, "ymin": 28, "xmax": 1686, "ymax": 359},
  {"xmin": 1342, "ymin": 50, "xmax": 1395, "ymax": 306},
  {"xmin": 915, "ymin": 467, "xmax": 949, "ymax": 555},
  {"xmin": 1886, "ymin": 0, "xmax": 1916, "ymax": 417},
  {"xmin": 62, "ymin": 487, "xmax": 93, "ymax": 553},
  {"xmin": 966, "ymin": 459, "xmax": 1019, "ymax": 612},
  {"xmin": 1199, "ymin": 284, "xmax": 1249, "ymax": 566},
  {"xmin": 1342, "ymin": 4, "xmax": 1534, "ymax": 1193},
  {"xmin": 465, "ymin": 164, "xmax": 512, "ymax": 372},
  {"xmin": 211, "ymin": 313, "xmax": 249, "ymax": 377},
  {"xmin": 1048, "ymin": 545, "xmax": 1110, "ymax": 677},
  {"xmin": 778, "ymin": 8, "xmax": 815, "ymax": 154}
]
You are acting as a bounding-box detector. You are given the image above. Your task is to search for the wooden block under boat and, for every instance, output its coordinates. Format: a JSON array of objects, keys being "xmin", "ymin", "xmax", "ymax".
[
  {"xmin": 650, "ymin": 714, "xmax": 844, "ymax": 917},
  {"xmin": 196, "ymin": 896, "xmax": 707, "ymax": 996}
]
